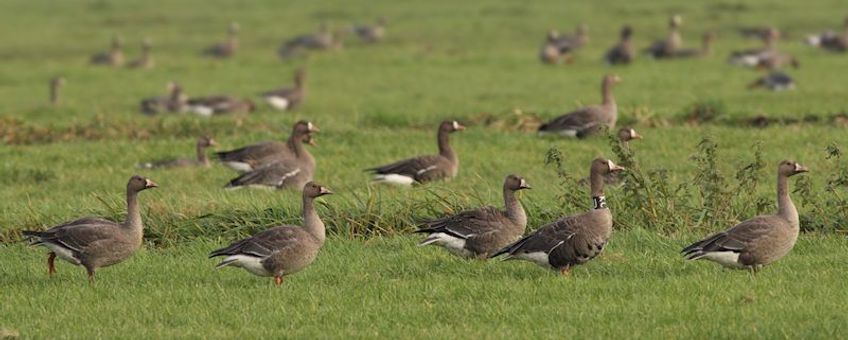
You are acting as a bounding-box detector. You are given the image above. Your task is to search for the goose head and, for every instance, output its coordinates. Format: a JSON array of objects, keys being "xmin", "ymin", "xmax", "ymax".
[
  {"xmin": 303, "ymin": 182, "xmax": 333, "ymax": 198},
  {"xmin": 198, "ymin": 136, "xmax": 218, "ymax": 148},
  {"xmin": 778, "ymin": 160, "xmax": 809, "ymax": 177},
  {"xmin": 128, "ymin": 175, "xmax": 158, "ymax": 192},
  {"xmin": 505, "ymin": 174, "xmax": 531, "ymax": 191},
  {"xmin": 617, "ymin": 127, "xmax": 641, "ymax": 142},
  {"xmin": 440, "ymin": 120, "xmax": 466, "ymax": 133},
  {"xmin": 592, "ymin": 158, "xmax": 626, "ymax": 176}
]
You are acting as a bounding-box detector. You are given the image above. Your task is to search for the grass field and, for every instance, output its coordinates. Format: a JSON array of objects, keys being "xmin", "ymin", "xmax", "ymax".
[{"xmin": 2, "ymin": 0, "xmax": 848, "ymax": 338}]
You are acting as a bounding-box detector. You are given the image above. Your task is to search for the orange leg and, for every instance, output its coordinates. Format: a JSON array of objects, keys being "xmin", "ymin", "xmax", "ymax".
[
  {"xmin": 274, "ymin": 276, "xmax": 284, "ymax": 286},
  {"xmin": 47, "ymin": 252, "xmax": 57, "ymax": 276},
  {"xmin": 559, "ymin": 266, "xmax": 572, "ymax": 276}
]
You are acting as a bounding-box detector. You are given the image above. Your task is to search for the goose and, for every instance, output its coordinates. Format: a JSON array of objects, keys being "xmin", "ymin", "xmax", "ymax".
[
  {"xmin": 49, "ymin": 76, "xmax": 65, "ymax": 106},
  {"xmin": 416, "ymin": 175, "xmax": 530, "ymax": 258},
  {"xmin": 353, "ymin": 17, "xmax": 386, "ymax": 43},
  {"xmin": 578, "ymin": 128, "xmax": 641, "ymax": 186},
  {"xmin": 539, "ymin": 30, "xmax": 566, "ymax": 64},
  {"xmin": 128, "ymin": 38, "xmax": 154, "ymax": 69},
  {"xmin": 553, "ymin": 23, "xmax": 589, "ymax": 50},
  {"xmin": 278, "ymin": 24, "xmax": 341, "ymax": 58},
  {"xmin": 729, "ymin": 28, "xmax": 799, "ymax": 69},
  {"xmin": 22, "ymin": 176, "xmax": 157, "ymax": 282},
  {"xmin": 804, "ymin": 16, "xmax": 848, "ymax": 52},
  {"xmin": 490, "ymin": 158, "xmax": 625, "ymax": 275},
  {"xmin": 645, "ymin": 15, "xmax": 683, "ymax": 58},
  {"xmin": 671, "ymin": 32, "xmax": 715, "ymax": 58},
  {"xmin": 186, "ymin": 95, "xmax": 256, "ymax": 116},
  {"xmin": 748, "ymin": 72, "xmax": 796, "ymax": 91},
  {"xmin": 204, "ymin": 22, "xmax": 239, "ymax": 58},
  {"xmin": 137, "ymin": 136, "xmax": 218, "ymax": 169},
  {"xmin": 224, "ymin": 157, "xmax": 315, "ymax": 190},
  {"xmin": 538, "ymin": 74, "xmax": 621, "ymax": 137},
  {"xmin": 216, "ymin": 120, "xmax": 318, "ymax": 173},
  {"xmin": 140, "ymin": 82, "xmax": 187, "ymax": 115},
  {"xmin": 367, "ymin": 120, "xmax": 465, "ymax": 185},
  {"xmin": 90, "ymin": 36, "xmax": 124, "ymax": 66},
  {"xmin": 682, "ymin": 161, "xmax": 808, "ymax": 272},
  {"xmin": 210, "ymin": 182, "xmax": 332, "ymax": 286},
  {"xmin": 604, "ymin": 26, "xmax": 635, "ymax": 65},
  {"xmin": 261, "ymin": 68, "xmax": 307, "ymax": 111}
]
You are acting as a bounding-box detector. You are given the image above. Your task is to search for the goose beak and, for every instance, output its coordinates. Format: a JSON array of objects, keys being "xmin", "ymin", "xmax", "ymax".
[
  {"xmin": 630, "ymin": 130, "xmax": 642, "ymax": 139},
  {"xmin": 608, "ymin": 160, "xmax": 626, "ymax": 172},
  {"xmin": 209, "ymin": 139, "xmax": 219, "ymax": 147},
  {"xmin": 145, "ymin": 179, "xmax": 159, "ymax": 188},
  {"xmin": 319, "ymin": 187, "xmax": 334, "ymax": 195},
  {"xmin": 794, "ymin": 163, "xmax": 809, "ymax": 173},
  {"xmin": 453, "ymin": 121, "xmax": 466, "ymax": 131},
  {"xmin": 519, "ymin": 179, "xmax": 531, "ymax": 190}
]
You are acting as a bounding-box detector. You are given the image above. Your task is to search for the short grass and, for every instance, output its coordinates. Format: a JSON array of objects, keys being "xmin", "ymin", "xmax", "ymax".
[{"xmin": 2, "ymin": 0, "xmax": 848, "ymax": 338}]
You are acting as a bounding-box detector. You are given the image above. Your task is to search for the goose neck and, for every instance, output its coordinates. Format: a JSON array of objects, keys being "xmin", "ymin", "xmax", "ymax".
[
  {"xmin": 777, "ymin": 174, "xmax": 799, "ymax": 228},
  {"xmin": 503, "ymin": 188, "xmax": 527, "ymax": 226},
  {"xmin": 124, "ymin": 188, "xmax": 143, "ymax": 229},
  {"xmin": 302, "ymin": 196, "xmax": 326, "ymax": 244},
  {"xmin": 197, "ymin": 143, "xmax": 210, "ymax": 166},
  {"xmin": 601, "ymin": 81, "xmax": 616, "ymax": 106},
  {"xmin": 437, "ymin": 129, "xmax": 455, "ymax": 160}
]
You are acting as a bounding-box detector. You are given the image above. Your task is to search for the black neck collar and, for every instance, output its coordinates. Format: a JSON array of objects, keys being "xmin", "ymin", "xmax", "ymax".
[{"xmin": 592, "ymin": 196, "xmax": 607, "ymax": 209}]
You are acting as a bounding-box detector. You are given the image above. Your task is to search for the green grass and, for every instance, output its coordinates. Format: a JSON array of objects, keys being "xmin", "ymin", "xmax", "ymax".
[{"xmin": 2, "ymin": 0, "xmax": 848, "ymax": 338}]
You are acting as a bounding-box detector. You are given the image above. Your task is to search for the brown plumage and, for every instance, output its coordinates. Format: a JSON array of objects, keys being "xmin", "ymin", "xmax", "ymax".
[
  {"xmin": 204, "ymin": 22, "xmax": 239, "ymax": 58},
  {"xmin": 538, "ymin": 74, "xmax": 621, "ymax": 137},
  {"xmin": 128, "ymin": 38, "xmax": 154, "ymax": 69},
  {"xmin": 416, "ymin": 175, "xmax": 530, "ymax": 258},
  {"xmin": 645, "ymin": 15, "xmax": 683, "ymax": 58},
  {"xmin": 186, "ymin": 95, "xmax": 255, "ymax": 116},
  {"xmin": 682, "ymin": 161, "xmax": 808, "ymax": 272},
  {"xmin": 804, "ymin": 16, "xmax": 848, "ymax": 52},
  {"xmin": 22, "ymin": 176, "xmax": 158, "ymax": 283},
  {"xmin": 278, "ymin": 24, "xmax": 342, "ymax": 58},
  {"xmin": 367, "ymin": 120, "xmax": 464, "ymax": 185},
  {"xmin": 210, "ymin": 182, "xmax": 332, "ymax": 286},
  {"xmin": 605, "ymin": 26, "xmax": 635, "ymax": 65},
  {"xmin": 353, "ymin": 17, "xmax": 386, "ymax": 43},
  {"xmin": 729, "ymin": 27, "xmax": 800, "ymax": 70},
  {"xmin": 261, "ymin": 68, "xmax": 307, "ymax": 111},
  {"xmin": 140, "ymin": 82, "xmax": 187, "ymax": 115},
  {"xmin": 671, "ymin": 32, "xmax": 715, "ymax": 58},
  {"xmin": 539, "ymin": 24, "xmax": 588, "ymax": 64},
  {"xmin": 90, "ymin": 36, "xmax": 124, "ymax": 66},
  {"xmin": 137, "ymin": 136, "xmax": 217, "ymax": 169},
  {"xmin": 491, "ymin": 158, "xmax": 625, "ymax": 275},
  {"xmin": 216, "ymin": 120, "xmax": 318, "ymax": 173}
]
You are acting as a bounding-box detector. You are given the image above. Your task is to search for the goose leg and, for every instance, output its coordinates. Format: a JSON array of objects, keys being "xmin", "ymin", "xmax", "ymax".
[
  {"xmin": 559, "ymin": 266, "xmax": 572, "ymax": 276},
  {"xmin": 86, "ymin": 266, "xmax": 96, "ymax": 284},
  {"xmin": 47, "ymin": 252, "xmax": 57, "ymax": 276},
  {"xmin": 274, "ymin": 276, "xmax": 284, "ymax": 286}
]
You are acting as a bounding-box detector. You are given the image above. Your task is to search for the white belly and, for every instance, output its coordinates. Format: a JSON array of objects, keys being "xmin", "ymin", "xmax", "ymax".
[
  {"xmin": 189, "ymin": 105, "xmax": 214, "ymax": 117},
  {"xmin": 44, "ymin": 243, "xmax": 81, "ymax": 265},
  {"xmin": 514, "ymin": 251, "xmax": 550, "ymax": 267},
  {"xmin": 220, "ymin": 255, "xmax": 273, "ymax": 277},
  {"xmin": 374, "ymin": 174, "xmax": 415, "ymax": 186},
  {"xmin": 222, "ymin": 161, "xmax": 254, "ymax": 173},
  {"xmin": 421, "ymin": 232, "xmax": 471, "ymax": 258},
  {"xmin": 701, "ymin": 251, "xmax": 746, "ymax": 269},
  {"xmin": 265, "ymin": 96, "xmax": 289, "ymax": 110}
]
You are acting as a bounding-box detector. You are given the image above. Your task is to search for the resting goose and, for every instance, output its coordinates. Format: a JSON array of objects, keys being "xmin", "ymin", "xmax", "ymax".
[
  {"xmin": 490, "ymin": 158, "xmax": 625, "ymax": 274},
  {"xmin": 729, "ymin": 28, "xmax": 799, "ymax": 69},
  {"xmin": 128, "ymin": 38, "xmax": 154, "ymax": 69},
  {"xmin": 278, "ymin": 24, "xmax": 341, "ymax": 58},
  {"xmin": 186, "ymin": 95, "xmax": 256, "ymax": 116},
  {"xmin": 748, "ymin": 72, "xmax": 796, "ymax": 91},
  {"xmin": 90, "ymin": 36, "xmax": 124, "ymax": 66},
  {"xmin": 138, "ymin": 136, "xmax": 217, "ymax": 169},
  {"xmin": 672, "ymin": 32, "xmax": 715, "ymax": 58},
  {"xmin": 216, "ymin": 120, "xmax": 318, "ymax": 173},
  {"xmin": 261, "ymin": 68, "xmax": 307, "ymax": 111},
  {"xmin": 645, "ymin": 15, "xmax": 683, "ymax": 58},
  {"xmin": 682, "ymin": 161, "xmax": 808, "ymax": 272},
  {"xmin": 210, "ymin": 182, "xmax": 332, "ymax": 286},
  {"xmin": 604, "ymin": 26, "xmax": 635, "ymax": 65},
  {"xmin": 353, "ymin": 17, "xmax": 386, "ymax": 43},
  {"xmin": 204, "ymin": 22, "xmax": 239, "ymax": 58},
  {"xmin": 538, "ymin": 74, "xmax": 621, "ymax": 137},
  {"xmin": 140, "ymin": 82, "xmax": 187, "ymax": 115},
  {"xmin": 22, "ymin": 176, "xmax": 157, "ymax": 282},
  {"xmin": 805, "ymin": 16, "xmax": 848, "ymax": 52},
  {"xmin": 49, "ymin": 76, "xmax": 65, "ymax": 106},
  {"xmin": 539, "ymin": 30, "xmax": 566, "ymax": 64},
  {"xmin": 416, "ymin": 175, "xmax": 530, "ymax": 258},
  {"xmin": 367, "ymin": 120, "xmax": 465, "ymax": 185}
]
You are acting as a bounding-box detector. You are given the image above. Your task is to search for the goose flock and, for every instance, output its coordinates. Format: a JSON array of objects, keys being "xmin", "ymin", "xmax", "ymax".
[{"xmin": 24, "ymin": 14, "xmax": 844, "ymax": 286}]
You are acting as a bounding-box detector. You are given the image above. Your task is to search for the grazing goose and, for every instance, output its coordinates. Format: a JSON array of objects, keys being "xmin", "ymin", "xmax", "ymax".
[
  {"xmin": 645, "ymin": 15, "xmax": 683, "ymax": 58},
  {"xmin": 805, "ymin": 16, "xmax": 848, "ymax": 52},
  {"xmin": 538, "ymin": 74, "xmax": 621, "ymax": 137},
  {"xmin": 140, "ymin": 82, "xmax": 187, "ymax": 115},
  {"xmin": 261, "ymin": 68, "xmax": 307, "ymax": 111},
  {"xmin": 204, "ymin": 22, "xmax": 239, "ymax": 58},
  {"xmin": 22, "ymin": 176, "xmax": 158, "ymax": 282},
  {"xmin": 416, "ymin": 175, "xmax": 530, "ymax": 258},
  {"xmin": 748, "ymin": 72, "xmax": 796, "ymax": 91},
  {"xmin": 49, "ymin": 76, "xmax": 65, "ymax": 106},
  {"xmin": 137, "ymin": 136, "xmax": 218, "ymax": 169},
  {"xmin": 604, "ymin": 26, "xmax": 635, "ymax": 65},
  {"xmin": 210, "ymin": 182, "xmax": 332, "ymax": 285},
  {"xmin": 278, "ymin": 24, "xmax": 341, "ymax": 58},
  {"xmin": 672, "ymin": 32, "xmax": 715, "ymax": 58},
  {"xmin": 90, "ymin": 36, "xmax": 124, "ymax": 66},
  {"xmin": 186, "ymin": 95, "xmax": 256, "ymax": 116},
  {"xmin": 128, "ymin": 38, "xmax": 154, "ymax": 69},
  {"xmin": 353, "ymin": 17, "xmax": 386, "ymax": 43},
  {"xmin": 216, "ymin": 120, "xmax": 318, "ymax": 173},
  {"xmin": 367, "ymin": 120, "xmax": 465, "ymax": 185},
  {"xmin": 490, "ymin": 158, "xmax": 625, "ymax": 275},
  {"xmin": 682, "ymin": 161, "xmax": 808, "ymax": 272}
]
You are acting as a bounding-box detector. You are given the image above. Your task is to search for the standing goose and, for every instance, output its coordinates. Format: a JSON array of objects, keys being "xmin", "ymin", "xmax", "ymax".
[
  {"xmin": 416, "ymin": 175, "xmax": 531, "ymax": 258},
  {"xmin": 128, "ymin": 38, "xmax": 154, "ymax": 69},
  {"xmin": 538, "ymin": 74, "xmax": 621, "ymax": 137},
  {"xmin": 367, "ymin": 120, "xmax": 465, "ymax": 185},
  {"xmin": 90, "ymin": 36, "xmax": 124, "ymax": 66},
  {"xmin": 186, "ymin": 95, "xmax": 256, "ymax": 116},
  {"xmin": 645, "ymin": 15, "xmax": 683, "ymax": 58},
  {"xmin": 216, "ymin": 120, "xmax": 319, "ymax": 173},
  {"xmin": 353, "ymin": 17, "xmax": 386, "ymax": 43},
  {"xmin": 682, "ymin": 161, "xmax": 808, "ymax": 272},
  {"xmin": 49, "ymin": 76, "xmax": 65, "ymax": 106},
  {"xmin": 671, "ymin": 32, "xmax": 715, "ymax": 58},
  {"xmin": 204, "ymin": 22, "xmax": 239, "ymax": 58},
  {"xmin": 138, "ymin": 136, "xmax": 218, "ymax": 169},
  {"xmin": 490, "ymin": 158, "xmax": 625, "ymax": 275},
  {"xmin": 748, "ymin": 72, "xmax": 796, "ymax": 91},
  {"xmin": 261, "ymin": 68, "xmax": 307, "ymax": 111},
  {"xmin": 210, "ymin": 182, "xmax": 332, "ymax": 286},
  {"xmin": 140, "ymin": 82, "xmax": 187, "ymax": 115},
  {"xmin": 22, "ymin": 176, "xmax": 158, "ymax": 282},
  {"xmin": 804, "ymin": 16, "xmax": 848, "ymax": 52},
  {"xmin": 604, "ymin": 26, "xmax": 635, "ymax": 65}
]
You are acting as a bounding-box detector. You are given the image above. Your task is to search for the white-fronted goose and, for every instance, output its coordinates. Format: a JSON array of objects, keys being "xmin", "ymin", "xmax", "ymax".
[
  {"xmin": 748, "ymin": 71, "xmax": 796, "ymax": 91},
  {"xmin": 729, "ymin": 28, "xmax": 800, "ymax": 69},
  {"xmin": 805, "ymin": 16, "xmax": 848, "ymax": 52},
  {"xmin": 138, "ymin": 136, "xmax": 217, "ymax": 169},
  {"xmin": 604, "ymin": 26, "xmax": 635, "ymax": 65},
  {"xmin": 22, "ymin": 176, "xmax": 157, "ymax": 282},
  {"xmin": 128, "ymin": 38, "xmax": 154, "ymax": 69},
  {"xmin": 416, "ymin": 175, "xmax": 530, "ymax": 258},
  {"xmin": 645, "ymin": 15, "xmax": 683, "ymax": 58},
  {"xmin": 672, "ymin": 32, "xmax": 715, "ymax": 58},
  {"xmin": 140, "ymin": 82, "xmax": 187, "ymax": 115},
  {"xmin": 224, "ymin": 158, "xmax": 314, "ymax": 190},
  {"xmin": 261, "ymin": 68, "xmax": 307, "ymax": 111},
  {"xmin": 49, "ymin": 76, "xmax": 65, "ymax": 106},
  {"xmin": 210, "ymin": 182, "xmax": 332, "ymax": 285},
  {"xmin": 553, "ymin": 23, "xmax": 589, "ymax": 50},
  {"xmin": 353, "ymin": 17, "xmax": 386, "ymax": 43},
  {"xmin": 578, "ymin": 128, "xmax": 641, "ymax": 185},
  {"xmin": 216, "ymin": 120, "xmax": 318, "ymax": 173},
  {"xmin": 367, "ymin": 120, "xmax": 465, "ymax": 185},
  {"xmin": 490, "ymin": 158, "xmax": 625, "ymax": 274},
  {"xmin": 90, "ymin": 36, "xmax": 124, "ymax": 66},
  {"xmin": 682, "ymin": 161, "xmax": 808, "ymax": 272},
  {"xmin": 186, "ymin": 95, "xmax": 256, "ymax": 117},
  {"xmin": 539, "ymin": 30, "xmax": 566, "ymax": 64},
  {"xmin": 204, "ymin": 22, "xmax": 239, "ymax": 58},
  {"xmin": 278, "ymin": 24, "xmax": 341, "ymax": 58},
  {"xmin": 538, "ymin": 74, "xmax": 621, "ymax": 137}
]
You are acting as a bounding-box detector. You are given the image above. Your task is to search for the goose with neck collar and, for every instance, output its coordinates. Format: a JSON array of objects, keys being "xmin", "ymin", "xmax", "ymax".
[
  {"xmin": 682, "ymin": 160, "xmax": 808, "ymax": 272},
  {"xmin": 368, "ymin": 120, "xmax": 465, "ymax": 185},
  {"xmin": 538, "ymin": 74, "xmax": 621, "ymax": 138},
  {"xmin": 210, "ymin": 182, "xmax": 333, "ymax": 286},
  {"xmin": 416, "ymin": 175, "xmax": 531, "ymax": 258},
  {"xmin": 491, "ymin": 158, "xmax": 625, "ymax": 275},
  {"xmin": 22, "ymin": 176, "xmax": 158, "ymax": 283}
]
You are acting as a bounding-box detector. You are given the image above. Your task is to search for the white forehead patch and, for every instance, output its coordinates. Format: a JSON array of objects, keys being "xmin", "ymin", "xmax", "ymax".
[
  {"xmin": 452, "ymin": 121, "xmax": 459, "ymax": 129},
  {"xmin": 607, "ymin": 159, "xmax": 615, "ymax": 170},
  {"xmin": 307, "ymin": 122, "xmax": 314, "ymax": 130},
  {"xmin": 630, "ymin": 128, "xmax": 636, "ymax": 137}
]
